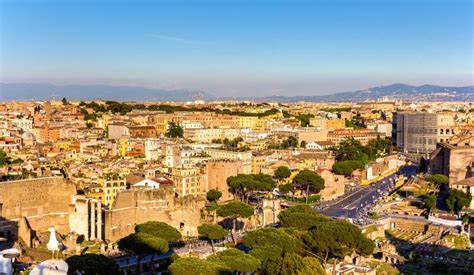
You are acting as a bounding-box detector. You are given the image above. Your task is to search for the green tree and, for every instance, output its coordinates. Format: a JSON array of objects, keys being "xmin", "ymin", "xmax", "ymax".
[
  {"xmin": 207, "ymin": 248, "xmax": 260, "ymax": 273},
  {"xmin": 169, "ymin": 257, "xmax": 230, "ymax": 275},
  {"xmin": 300, "ymin": 140, "xmax": 307, "ymax": 148},
  {"xmin": 227, "ymin": 173, "xmax": 276, "ymax": 201},
  {"xmin": 165, "ymin": 122, "xmax": 184, "ymax": 138},
  {"xmin": 0, "ymin": 150, "xmax": 9, "ymax": 166},
  {"xmin": 417, "ymin": 157, "xmax": 428, "ymax": 173},
  {"xmin": 61, "ymin": 97, "xmax": 68, "ymax": 105},
  {"xmin": 425, "ymin": 174, "xmax": 449, "ymax": 189},
  {"xmin": 197, "ymin": 223, "xmax": 228, "ymax": 252},
  {"xmin": 265, "ymin": 252, "xmax": 325, "ymax": 275},
  {"xmin": 274, "ymin": 166, "xmax": 291, "ymax": 180},
  {"xmin": 293, "ymin": 170, "xmax": 325, "ymax": 204},
  {"xmin": 332, "ymin": 160, "xmax": 365, "ymax": 177},
  {"xmin": 279, "ymin": 183, "xmax": 294, "ymax": 194},
  {"xmin": 117, "ymin": 232, "xmax": 169, "ymax": 272},
  {"xmin": 301, "ymin": 219, "xmax": 374, "ymax": 262},
  {"xmin": 135, "ymin": 221, "xmax": 182, "ymax": 243},
  {"xmin": 445, "ymin": 189, "xmax": 472, "ymax": 214},
  {"xmin": 66, "ymin": 254, "xmax": 120, "ymax": 275},
  {"xmin": 216, "ymin": 201, "xmax": 254, "ymax": 243},
  {"xmin": 424, "ymin": 194, "xmax": 437, "ymax": 211},
  {"xmin": 206, "ymin": 189, "xmax": 222, "ymax": 203},
  {"xmin": 296, "ymin": 114, "xmax": 314, "ymax": 127},
  {"xmin": 278, "ymin": 205, "xmax": 331, "ymax": 230},
  {"xmin": 243, "ymin": 228, "xmax": 300, "ymax": 274}
]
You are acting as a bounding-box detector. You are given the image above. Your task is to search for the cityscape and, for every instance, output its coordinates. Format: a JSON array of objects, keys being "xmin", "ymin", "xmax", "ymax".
[{"xmin": 1, "ymin": 0, "xmax": 473, "ymax": 275}]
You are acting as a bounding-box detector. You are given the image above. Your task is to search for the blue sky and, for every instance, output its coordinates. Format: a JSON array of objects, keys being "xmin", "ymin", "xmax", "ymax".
[{"xmin": 1, "ymin": 0, "xmax": 472, "ymax": 96}]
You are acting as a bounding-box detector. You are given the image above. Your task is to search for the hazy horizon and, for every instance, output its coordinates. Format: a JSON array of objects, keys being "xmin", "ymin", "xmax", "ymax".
[{"xmin": 1, "ymin": 0, "xmax": 473, "ymax": 97}]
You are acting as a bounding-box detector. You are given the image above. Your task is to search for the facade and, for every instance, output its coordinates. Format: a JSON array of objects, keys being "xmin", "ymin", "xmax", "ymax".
[
  {"xmin": 450, "ymin": 177, "xmax": 474, "ymax": 209},
  {"xmin": 430, "ymin": 142, "xmax": 474, "ymax": 184},
  {"xmin": 144, "ymin": 138, "xmax": 161, "ymax": 160},
  {"xmin": 171, "ymin": 167, "xmax": 204, "ymax": 197},
  {"xmin": 310, "ymin": 117, "xmax": 345, "ymax": 130},
  {"xmin": 327, "ymin": 129, "xmax": 377, "ymax": 145},
  {"xmin": 392, "ymin": 112, "xmax": 438, "ymax": 154},
  {"xmin": 127, "ymin": 125, "xmax": 157, "ymax": 138},
  {"xmin": 204, "ymin": 159, "xmax": 243, "ymax": 201},
  {"xmin": 317, "ymin": 169, "xmax": 345, "ymax": 201},
  {"xmin": 205, "ymin": 148, "xmax": 252, "ymax": 174},
  {"xmin": 108, "ymin": 123, "xmax": 129, "ymax": 139}
]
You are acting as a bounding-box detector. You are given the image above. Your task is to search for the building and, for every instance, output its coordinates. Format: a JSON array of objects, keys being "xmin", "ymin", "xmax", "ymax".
[
  {"xmin": 450, "ymin": 177, "xmax": 474, "ymax": 209},
  {"xmin": 204, "ymin": 159, "xmax": 243, "ymax": 201},
  {"xmin": 205, "ymin": 148, "xmax": 252, "ymax": 174},
  {"xmin": 108, "ymin": 123, "xmax": 129, "ymax": 139},
  {"xmin": 100, "ymin": 174, "xmax": 127, "ymax": 207},
  {"xmin": 430, "ymin": 142, "xmax": 474, "ymax": 184},
  {"xmin": 317, "ymin": 169, "xmax": 345, "ymax": 201},
  {"xmin": 144, "ymin": 138, "xmax": 161, "ymax": 160},
  {"xmin": 392, "ymin": 112, "xmax": 438, "ymax": 154},
  {"xmin": 310, "ymin": 117, "xmax": 345, "ymax": 130},
  {"xmin": 127, "ymin": 125, "xmax": 157, "ymax": 138},
  {"xmin": 327, "ymin": 129, "xmax": 377, "ymax": 145},
  {"xmin": 437, "ymin": 113, "xmax": 457, "ymax": 143},
  {"xmin": 171, "ymin": 167, "xmax": 204, "ymax": 197}
]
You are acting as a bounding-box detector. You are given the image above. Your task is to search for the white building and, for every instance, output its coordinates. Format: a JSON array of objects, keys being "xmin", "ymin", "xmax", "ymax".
[{"xmin": 145, "ymin": 139, "xmax": 161, "ymax": 161}]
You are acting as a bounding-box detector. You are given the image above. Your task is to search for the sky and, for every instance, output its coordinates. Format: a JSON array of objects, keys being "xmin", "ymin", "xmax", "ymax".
[{"xmin": 0, "ymin": 0, "xmax": 473, "ymax": 97}]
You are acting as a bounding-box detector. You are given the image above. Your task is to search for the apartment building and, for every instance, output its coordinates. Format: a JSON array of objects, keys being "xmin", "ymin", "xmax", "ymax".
[
  {"xmin": 204, "ymin": 148, "xmax": 252, "ymax": 174},
  {"xmin": 327, "ymin": 129, "xmax": 377, "ymax": 145},
  {"xmin": 392, "ymin": 112, "xmax": 438, "ymax": 154},
  {"xmin": 171, "ymin": 166, "xmax": 204, "ymax": 197}
]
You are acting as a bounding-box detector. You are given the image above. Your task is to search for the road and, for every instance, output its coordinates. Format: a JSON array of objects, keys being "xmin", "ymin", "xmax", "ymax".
[{"xmin": 316, "ymin": 165, "xmax": 417, "ymax": 225}]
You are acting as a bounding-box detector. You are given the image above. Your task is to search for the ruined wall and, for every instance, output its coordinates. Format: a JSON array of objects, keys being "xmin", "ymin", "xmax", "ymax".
[
  {"xmin": 0, "ymin": 177, "xmax": 76, "ymax": 243},
  {"xmin": 104, "ymin": 188, "xmax": 205, "ymax": 242},
  {"xmin": 430, "ymin": 144, "xmax": 474, "ymax": 184},
  {"xmin": 205, "ymin": 159, "xmax": 243, "ymax": 201}
]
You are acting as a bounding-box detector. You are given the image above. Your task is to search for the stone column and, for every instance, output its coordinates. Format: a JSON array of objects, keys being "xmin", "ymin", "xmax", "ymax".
[
  {"xmin": 90, "ymin": 200, "xmax": 96, "ymax": 241},
  {"xmin": 96, "ymin": 201, "xmax": 102, "ymax": 241}
]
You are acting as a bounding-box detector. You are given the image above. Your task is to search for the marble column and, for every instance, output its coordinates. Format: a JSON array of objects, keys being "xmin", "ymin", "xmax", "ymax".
[
  {"xmin": 90, "ymin": 200, "xmax": 96, "ymax": 241},
  {"xmin": 96, "ymin": 201, "xmax": 102, "ymax": 241}
]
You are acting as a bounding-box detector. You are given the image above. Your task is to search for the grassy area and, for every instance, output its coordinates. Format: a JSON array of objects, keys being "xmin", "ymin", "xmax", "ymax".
[
  {"xmin": 385, "ymin": 229, "xmax": 418, "ymax": 241},
  {"xmin": 445, "ymin": 234, "xmax": 469, "ymax": 250},
  {"xmin": 281, "ymin": 194, "xmax": 320, "ymax": 204},
  {"xmin": 364, "ymin": 224, "xmax": 378, "ymax": 235},
  {"xmin": 376, "ymin": 263, "xmax": 400, "ymax": 275}
]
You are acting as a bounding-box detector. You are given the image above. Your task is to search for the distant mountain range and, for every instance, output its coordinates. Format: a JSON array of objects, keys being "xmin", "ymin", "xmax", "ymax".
[
  {"xmin": 1, "ymin": 82, "xmax": 473, "ymax": 102},
  {"xmin": 0, "ymin": 82, "xmax": 214, "ymax": 101},
  {"xmin": 255, "ymin": 83, "xmax": 474, "ymax": 102}
]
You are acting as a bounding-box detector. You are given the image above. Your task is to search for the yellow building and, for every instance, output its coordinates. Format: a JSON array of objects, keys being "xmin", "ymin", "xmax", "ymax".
[
  {"xmin": 326, "ymin": 119, "xmax": 345, "ymax": 130},
  {"xmin": 85, "ymin": 173, "xmax": 127, "ymax": 207},
  {"xmin": 251, "ymin": 153, "xmax": 267, "ymax": 174},
  {"xmin": 310, "ymin": 117, "xmax": 345, "ymax": 130},
  {"xmin": 118, "ymin": 137, "xmax": 129, "ymax": 157},
  {"xmin": 171, "ymin": 167, "xmax": 204, "ymax": 197},
  {"xmin": 239, "ymin": 116, "xmax": 266, "ymax": 130},
  {"xmin": 100, "ymin": 174, "xmax": 127, "ymax": 207},
  {"xmin": 150, "ymin": 114, "xmax": 181, "ymax": 134}
]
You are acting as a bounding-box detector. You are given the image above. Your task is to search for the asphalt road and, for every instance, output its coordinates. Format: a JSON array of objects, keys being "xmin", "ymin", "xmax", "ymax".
[{"xmin": 316, "ymin": 165, "xmax": 417, "ymax": 224}]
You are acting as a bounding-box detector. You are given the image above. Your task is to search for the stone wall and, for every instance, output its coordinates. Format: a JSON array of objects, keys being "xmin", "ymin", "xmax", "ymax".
[
  {"xmin": 204, "ymin": 159, "xmax": 243, "ymax": 201},
  {"xmin": 0, "ymin": 177, "xmax": 76, "ymax": 244},
  {"xmin": 430, "ymin": 143, "xmax": 474, "ymax": 184},
  {"xmin": 104, "ymin": 188, "xmax": 205, "ymax": 242}
]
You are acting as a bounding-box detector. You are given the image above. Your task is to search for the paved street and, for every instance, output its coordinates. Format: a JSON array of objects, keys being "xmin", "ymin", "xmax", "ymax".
[{"xmin": 316, "ymin": 165, "xmax": 417, "ymax": 225}]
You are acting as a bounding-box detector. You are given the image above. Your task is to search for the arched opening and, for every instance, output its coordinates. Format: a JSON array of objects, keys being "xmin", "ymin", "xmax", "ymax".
[{"xmin": 6, "ymin": 230, "xmax": 12, "ymax": 240}]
